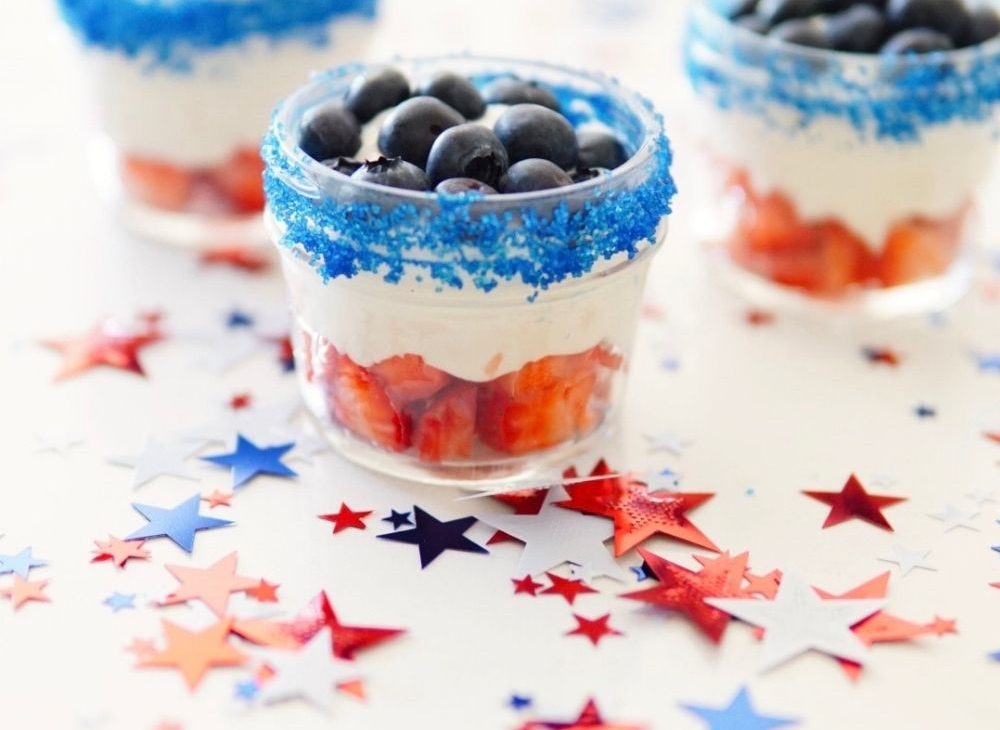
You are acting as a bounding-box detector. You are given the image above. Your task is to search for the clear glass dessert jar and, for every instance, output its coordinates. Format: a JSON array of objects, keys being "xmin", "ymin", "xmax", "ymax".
[
  {"xmin": 684, "ymin": 1, "xmax": 1000, "ymax": 315},
  {"xmin": 57, "ymin": 0, "xmax": 379, "ymax": 247},
  {"xmin": 263, "ymin": 57, "xmax": 675, "ymax": 486}
]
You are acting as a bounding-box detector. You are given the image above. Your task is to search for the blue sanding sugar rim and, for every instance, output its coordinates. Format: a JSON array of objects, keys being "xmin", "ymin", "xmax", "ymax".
[
  {"xmin": 685, "ymin": 1, "xmax": 1000, "ymax": 142},
  {"xmin": 57, "ymin": 0, "xmax": 376, "ymax": 66},
  {"xmin": 262, "ymin": 62, "xmax": 677, "ymax": 294}
]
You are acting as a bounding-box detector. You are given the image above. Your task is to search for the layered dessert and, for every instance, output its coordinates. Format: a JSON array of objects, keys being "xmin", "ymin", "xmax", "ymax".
[
  {"xmin": 263, "ymin": 57, "xmax": 675, "ymax": 484},
  {"xmin": 685, "ymin": 0, "xmax": 1000, "ymax": 305},
  {"xmin": 58, "ymin": 0, "xmax": 378, "ymax": 245}
]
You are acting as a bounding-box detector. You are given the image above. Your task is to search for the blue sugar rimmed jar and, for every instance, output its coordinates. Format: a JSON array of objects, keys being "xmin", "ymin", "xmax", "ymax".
[
  {"xmin": 57, "ymin": 0, "xmax": 379, "ymax": 247},
  {"xmin": 684, "ymin": 0, "xmax": 1000, "ymax": 317},
  {"xmin": 263, "ymin": 56, "xmax": 676, "ymax": 487}
]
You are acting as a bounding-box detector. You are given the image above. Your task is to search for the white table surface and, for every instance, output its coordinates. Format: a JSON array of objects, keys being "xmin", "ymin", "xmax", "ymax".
[{"xmin": 3, "ymin": 1, "xmax": 1000, "ymax": 728}]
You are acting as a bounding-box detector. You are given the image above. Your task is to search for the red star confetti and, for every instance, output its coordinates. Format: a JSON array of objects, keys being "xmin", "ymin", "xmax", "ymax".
[
  {"xmin": 201, "ymin": 490, "xmax": 233, "ymax": 509},
  {"xmin": 566, "ymin": 613, "xmax": 623, "ymax": 647},
  {"xmin": 803, "ymin": 473, "xmax": 905, "ymax": 531},
  {"xmin": 199, "ymin": 244, "xmax": 271, "ymax": 273},
  {"xmin": 230, "ymin": 618, "xmax": 301, "ymax": 650},
  {"xmin": 746, "ymin": 308, "xmax": 775, "ymax": 326},
  {"xmin": 540, "ymin": 573, "xmax": 598, "ymax": 605},
  {"xmin": 985, "ymin": 432, "xmax": 1000, "ymax": 446},
  {"xmin": 557, "ymin": 462, "xmax": 718, "ymax": 556},
  {"xmin": 288, "ymin": 591, "xmax": 405, "ymax": 660},
  {"xmin": 160, "ymin": 552, "xmax": 258, "ymax": 617},
  {"xmin": 229, "ymin": 392, "xmax": 253, "ymax": 410},
  {"xmin": 516, "ymin": 698, "xmax": 643, "ymax": 729},
  {"xmin": 139, "ymin": 618, "xmax": 247, "ymax": 690},
  {"xmin": 0, "ymin": 576, "xmax": 49, "ymax": 610},
  {"xmin": 41, "ymin": 313, "xmax": 163, "ymax": 381},
  {"xmin": 318, "ymin": 503, "xmax": 373, "ymax": 534},
  {"xmin": 513, "ymin": 575, "xmax": 545, "ymax": 596},
  {"xmin": 126, "ymin": 638, "xmax": 157, "ymax": 660},
  {"xmin": 742, "ymin": 569, "xmax": 783, "ymax": 599},
  {"xmin": 246, "ymin": 579, "xmax": 280, "ymax": 603},
  {"xmin": 91, "ymin": 535, "xmax": 150, "ymax": 568},
  {"xmin": 863, "ymin": 346, "xmax": 901, "ymax": 366}
]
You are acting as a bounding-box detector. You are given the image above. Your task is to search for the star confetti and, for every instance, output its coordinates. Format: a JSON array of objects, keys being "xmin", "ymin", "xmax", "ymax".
[
  {"xmin": 513, "ymin": 575, "xmax": 545, "ymax": 596},
  {"xmin": 91, "ymin": 535, "xmax": 150, "ymax": 568},
  {"xmin": 126, "ymin": 493, "xmax": 233, "ymax": 553},
  {"xmin": 566, "ymin": 613, "xmax": 623, "ymax": 646},
  {"xmin": 863, "ymin": 346, "xmax": 901, "ymax": 367},
  {"xmin": 378, "ymin": 506, "xmax": 487, "ymax": 569},
  {"xmin": 199, "ymin": 244, "xmax": 271, "ymax": 273},
  {"xmin": 914, "ymin": 404, "xmax": 937, "ymax": 418},
  {"xmin": 139, "ymin": 617, "xmax": 247, "ymax": 690},
  {"xmin": 681, "ymin": 686, "xmax": 797, "ymax": 730},
  {"xmin": 160, "ymin": 552, "xmax": 258, "ymax": 616},
  {"xmin": 510, "ymin": 694, "xmax": 533, "ymax": 711},
  {"xmin": 246, "ymin": 579, "xmax": 280, "ymax": 603},
  {"xmin": 104, "ymin": 592, "xmax": 136, "ymax": 613},
  {"xmin": 488, "ymin": 486, "xmax": 549, "ymax": 545},
  {"xmin": 975, "ymin": 353, "xmax": 1000, "ymax": 373},
  {"xmin": 110, "ymin": 436, "xmax": 202, "ymax": 488},
  {"xmin": 288, "ymin": 591, "xmax": 405, "ymax": 660},
  {"xmin": 540, "ymin": 573, "xmax": 598, "ymax": 604},
  {"xmin": 255, "ymin": 629, "xmax": 359, "ymax": 713},
  {"xmin": 927, "ymin": 503, "xmax": 979, "ymax": 532},
  {"xmin": 319, "ymin": 504, "xmax": 373, "ymax": 534},
  {"xmin": 202, "ymin": 434, "xmax": 297, "ymax": 489},
  {"xmin": 878, "ymin": 544, "xmax": 936, "ymax": 577},
  {"xmin": 41, "ymin": 313, "xmax": 163, "ymax": 381},
  {"xmin": 0, "ymin": 576, "xmax": 49, "ymax": 610},
  {"xmin": 201, "ymin": 490, "xmax": 233, "ymax": 509},
  {"xmin": 515, "ymin": 698, "xmax": 642, "ymax": 729},
  {"xmin": 706, "ymin": 574, "xmax": 884, "ymax": 671},
  {"xmin": 802, "ymin": 474, "xmax": 905, "ymax": 531},
  {"xmin": 0, "ymin": 546, "xmax": 47, "ymax": 578}
]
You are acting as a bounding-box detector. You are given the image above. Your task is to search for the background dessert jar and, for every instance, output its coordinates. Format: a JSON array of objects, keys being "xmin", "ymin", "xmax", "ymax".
[{"xmin": 263, "ymin": 56, "xmax": 676, "ymax": 486}]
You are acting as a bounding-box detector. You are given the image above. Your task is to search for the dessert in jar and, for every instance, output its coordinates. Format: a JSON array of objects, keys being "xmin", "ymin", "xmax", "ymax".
[
  {"xmin": 263, "ymin": 56, "xmax": 676, "ymax": 485},
  {"xmin": 57, "ymin": 0, "xmax": 378, "ymax": 246},
  {"xmin": 685, "ymin": 0, "xmax": 1000, "ymax": 313}
]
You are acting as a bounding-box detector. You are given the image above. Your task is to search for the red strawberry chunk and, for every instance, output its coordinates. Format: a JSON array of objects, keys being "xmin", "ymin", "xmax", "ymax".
[
  {"xmin": 414, "ymin": 383, "xmax": 477, "ymax": 462},
  {"xmin": 326, "ymin": 351, "xmax": 410, "ymax": 452},
  {"xmin": 371, "ymin": 354, "xmax": 452, "ymax": 407},
  {"xmin": 208, "ymin": 147, "xmax": 266, "ymax": 214},
  {"xmin": 122, "ymin": 155, "xmax": 194, "ymax": 211}
]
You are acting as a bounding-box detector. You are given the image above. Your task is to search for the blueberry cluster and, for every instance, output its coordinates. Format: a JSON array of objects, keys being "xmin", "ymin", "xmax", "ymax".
[
  {"xmin": 720, "ymin": 0, "xmax": 1000, "ymax": 53},
  {"xmin": 298, "ymin": 68, "xmax": 630, "ymax": 193}
]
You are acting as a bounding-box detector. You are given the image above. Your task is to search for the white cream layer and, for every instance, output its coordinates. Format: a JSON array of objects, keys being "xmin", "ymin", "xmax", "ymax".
[
  {"xmin": 701, "ymin": 105, "xmax": 998, "ymax": 250},
  {"xmin": 84, "ymin": 17, "xmax": 375, "ymax": 167}
]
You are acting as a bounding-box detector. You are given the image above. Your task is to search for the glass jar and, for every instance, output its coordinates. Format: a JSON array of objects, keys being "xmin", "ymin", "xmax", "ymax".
[
  {"xmin": 684, "ymin": 1, "xmax": 1000, "ymax": 316},
  {"xmin": 57, "ymin": 0, "xmax": 379, "ymax": 247},
  {"xmin": 263, "ymin": 56, "xmax": 676, "ymax": 486}
]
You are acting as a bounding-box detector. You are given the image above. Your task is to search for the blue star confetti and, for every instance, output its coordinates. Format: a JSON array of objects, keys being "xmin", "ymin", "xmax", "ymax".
[
  {"xmin": 630, "ymin": 564, "xmax": 652, "ymax": 582},
  {"xmin": 508, "ymin": 694, "xmax": 533, "ymax": 711},
  {"xmin": 103, "ymin": 592, "xmax": 135, "ymax": 612},
  {"xmin": 681, "ymin": 686, "xmax": 798, "ymax": 730},
  {"xmin": 915, "ymin": 404, "xmax": 937, "ymax": 418},
  {"xmin": 226, "ymin": 309, "xmax": 255, "ymax": 329},
  {"xmin": 234, "ymin": 680, "xmax": 259, "ymax": 701},
  {"xmin": 126, "ymin": 493, "xmax": 233, "ymax": 552},
  {"xmin": 202, "ymin": 434, "xmax": 297, "ymax": 489},
  {"xmin": 0, "ymin": 547, "xmax": 47, "ymax": 578},
  {"xmin": 378, "ymin": 506, "xmax": 488, "ymax": 568},
  {"xmin": 975, "ymin": 353, "xmax": 1000, "ymax": 373},
  {"xmin": 382, "ymin": 509, "xmax": 413, "ymax": 529}
]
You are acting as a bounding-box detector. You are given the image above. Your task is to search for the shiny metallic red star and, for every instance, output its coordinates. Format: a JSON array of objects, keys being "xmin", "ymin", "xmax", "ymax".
[
  {"xmin": 516, "ymin": 698, "xmax": 643, "ymax": 729},
  {"xmin": 319, "ymin": 503, "xmax": 373, "ymax": 534},
  {"xmin": 540, "ymin": 573, "xmax": 598, "ymax": 605},
  {"xmin": 803, "ymin": 474, "xmax": 905, "ymax": 531},
  {"xmin": 287, "ymin": 591, "xmax": 404, "ymax": 660},
  {"xmin": 42, "ymin": 313, "xmax": 164, "ymax": 381},
  {"xmin": 566, "ymin": 613, "xmax": 623, "ymax": 647}
]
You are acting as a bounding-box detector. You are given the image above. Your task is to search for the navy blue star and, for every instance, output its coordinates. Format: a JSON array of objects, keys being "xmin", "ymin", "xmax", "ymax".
[
  {"xmin": 378, "ymin": 506, "xmax": 488, "ymax": 568},
  {"xmin": 508, "ymin": 694, "xmax": 533, "ymax": 711},
  {"xmin": 976, "ymin": 353, "xmax": 1000, "ymax": 373},
  {"xmin": 126, "ymin": 493, "xmax": 233, "ymax": 552},
  {"xmin": 226, "ymin": 309, "xmax": 255, "ymax": 329},
  {"xmin": 630, "ymin": 563, "xmax": 653, "ymax": 582},
  {"xmin": 915, "ymin": 404, "xmax": 937, "ymax": 418},
  {"xmin": 202, "ymin": 434, "xmax": 297, "ymax": 489},
  {"xmin": 382, "ymin": 509, "xmax": 413, "ymax": 529}
]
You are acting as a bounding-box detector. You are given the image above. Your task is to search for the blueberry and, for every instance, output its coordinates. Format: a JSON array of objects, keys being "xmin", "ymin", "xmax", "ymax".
[
  {"xmin": 377, "ymin": 96, "xmax": 464, "ymax": 168},
  {"xmin": 345, "ymin": 67, "xmax": 411, "ymax": 124},
  {"xmin": 960, "ymin": 6, "xmax": 1000, "ymax": 46},
  {"xmin": 736, "ymin": 13, "xmax": 772, "ymax": 33},
  {"xmin": 494, "ymin": 104, "xmax": 578, "ymax": 170},
  {"xmin": 350, "ymin": 156, "xmax": 429, "ymax": 191},
  {"xmin": 571, "ymin": 166, "xmax": 608, "ymax": 183},
  {"xmin": 881, "ymin": 27, "xmax": 955, "ymax": 52},
  {"xmin": 299, "ymin": 103, "xmax": 361, "ymax": 162},
  {"xmin": 886, "ymin": 0, "xmax": 967, "ymax": 39},
  {"xmin": 417, "ymin": 73, "xmax": 486, "ymax": 120},
  {"xmin": 769, "ymin": 17, "xmax": 834, "ymax": 48},
  {"xmin": 756, "ymin": 0, "xmax": 823, "ymax": 25},
  {"xmin": 425, "ymin": 123, "xmax": 509, "ymax": 187},
  {"xmin": 827, "ymin": 5, "xmax": 888, "ymax": 52},
  {"xmin": 482, "ymin": 78, "xmax": 561, "ymax": 112},
  {"xmin": 500, "ymin": 159, "xmax": 574, "ymax": 193},
  {"xmin": 576, "ymin": 130, "xmax": 628, "ymax": 170},
  {"xmin": 321, "ymin": 157, "xmax": 364, "ymax": 176},
  {"xmin": 435, "ymin": 178, "xmax": 498, "ymax": 195}
]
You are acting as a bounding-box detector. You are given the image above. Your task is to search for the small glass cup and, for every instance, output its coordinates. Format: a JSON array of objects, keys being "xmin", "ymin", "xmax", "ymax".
[
  {"xmin": 684, "ymin": 2, "xmax": 1000, "ymax": 316},
  {"xmin": 57, "ymin": 0, "xmax": 379, "ymax": 247},
  {"xmin": 263, "ymin": 56, "xmax": 675, "ymax": 486}
]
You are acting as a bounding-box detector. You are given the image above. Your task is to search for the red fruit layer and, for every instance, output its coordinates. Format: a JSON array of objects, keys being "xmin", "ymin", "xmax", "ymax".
[
  {"xmin": 307, "ymin": 336, "xmax": 621, "ymax": 464},
  {"xmin": 121, "ymin": 146, "xmax": 265, "ymax": 216},
  {"xmin": 723, "ymin": 168, "xmax": 967, "ymax": 297}
]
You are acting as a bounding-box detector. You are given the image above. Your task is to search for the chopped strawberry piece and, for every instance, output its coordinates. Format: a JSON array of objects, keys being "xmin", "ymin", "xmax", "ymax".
[
  {"xmin": 371, "ymin": 354, "xmax": 452, "ymax": 407},
  {"xmin": 122, "ymin": 155, "xmax": 194, "ymax": 211},
  {"xmin": 813, "ymin": 220, "xmax": 874, "ymax": 295},
  {"xmin": 326, "ymin": 351, "xmax": 410, "ymax": 452},
  {"xmin": 586, "ymin": 343, "xmax": 623, "ymax": 371},
  {"xmin": 414, "ymin": 383, "xmax": 477, "ymax": 462},
  {"xmin": 879, "ymin": 219, "xmax": 954, "ymax": 287},
  {"xmin": 208, "ymin": 147, "xmax": 266, "ymax": 214},
  {"xmin": 742, "ymin": 192, "xmax": 804, "ymax": 252}
]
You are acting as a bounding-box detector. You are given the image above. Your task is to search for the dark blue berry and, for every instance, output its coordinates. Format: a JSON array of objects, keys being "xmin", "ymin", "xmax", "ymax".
[
  {"xmin": 345, "ymin": 67, "xmax": 411, "ymax": 124},
  {"xmin": 960, "ymin": 6, "xmax": 1000, "ymax": 46},
  {"xmin": 321, "ymin": 157, "xmax": 364, "ymax": 176},
  {"xmin": 881, "ymin": 27, "xmax": 955, "ymax": 52},
  {"xmin": 377, "ymin": 96, "xmax": 464, "ymax": 168},
  {"xmin": 576, "ymin": 130, "xmax": 628, "ymax": 170},
  {"xmin": 736, "ymin": 13, "xmax": 772, "ymax": 33},
  {"xmin": 571, "ymin": 166, "xmax": 608, "ymax": 183},
  {"xmin": 886, "ymin": 0, "xmax": 967, "ymax": 39},
  {"xmin": 482, "ymin": 78, "xmax": 561, "ymax": 112},
  {"xmin": 827, "ymin": 5, "xmax": 888, "ymax": 52},
  {"xmin": 299, "ymin": 103, "xmax": 361, "ymax": 162},
  {"xmin": 426, "ymin": 123, "xmax": 509, "ymax": 187},
  {"xmin": 500, "ymin": 159, "xmax": 573, "ymax": 193},
  {"xmin": 417, "ymin": 73, "xmax": 486, "ymax": 120},
  {"xmin": 435, "ymin": 178, "xmax": 498, "ymax": 195},
  {"xmin": 494, "ymin": 104, "xmax": 578, "ymax": 170},
  {"xmin": 350, "ymin": 156, "xmax": 429, "ymax": 191},
  {"xmin": 769, "ymin": 17, "xmax": 834, "ymax": 47},
  {"xmin": 757, "ymin": 0, "xmax": 824, "ymax": 25}
]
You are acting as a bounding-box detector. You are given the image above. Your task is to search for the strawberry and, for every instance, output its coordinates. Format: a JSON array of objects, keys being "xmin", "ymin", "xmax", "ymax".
[
  {"xmin": 208, "ymin": 147, "xmax": 266, "ymax": 214},
  {"xmin": 743, "ymin": 192, "xmax": 804, "ymax": 252},
  {"xmin": 414, "ymin": 383, "xmax": 477, "ymax": 462},
  {"xmin": 879, "ymin": 219, "xmax": 954, "ymax": 287},
  {"xmin": 122, "ymin": 155, "xmax": 194, "ymax": 211},
  {"xmin": 325, "ymin": 351, "xmax": 410, "ymax": 452},
  {"xmin": 371, "ymin": 354, "xmax": 452, "ymax": 407},
  {"xmin": 813, "ymin": 220, "xmax": 874, "ymax": 295}
]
